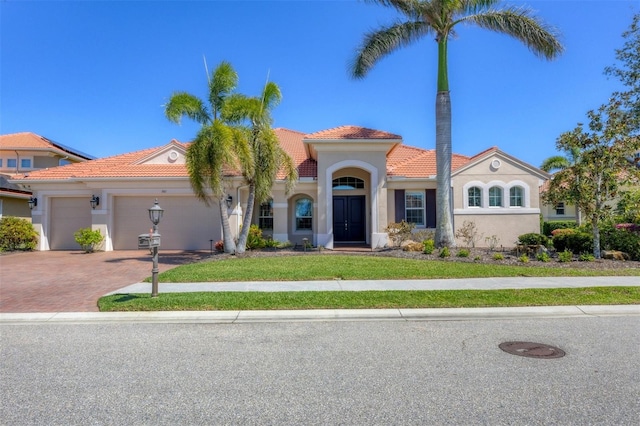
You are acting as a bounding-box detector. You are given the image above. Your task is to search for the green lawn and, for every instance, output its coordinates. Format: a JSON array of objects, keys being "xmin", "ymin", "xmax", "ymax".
[
  {"xmin": 97, "ymin": 254, "xmax": 640, "ymax": 311},
  {"xmin": 153, "ymin": 254, "xmax": 640, "ymax": 283},
  {"xmin": 99, "ymin": 287, "xmax": 640, "ymax": 311}
]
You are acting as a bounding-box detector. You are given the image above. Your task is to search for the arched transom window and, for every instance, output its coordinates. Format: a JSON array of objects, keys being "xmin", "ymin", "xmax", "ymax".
[{"xmin": 332, "ymin": 177, "xmax": 364, "ymax": 190}]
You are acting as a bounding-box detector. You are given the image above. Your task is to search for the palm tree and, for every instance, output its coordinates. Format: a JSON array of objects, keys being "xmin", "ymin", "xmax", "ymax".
[
  {"xmin": 165, "ymin": 61, "xmax": 243, "ymax": 253},
  {"xmin": 224, "ymin": 82, "xmax": 298, "ymax": 253},
  {"xmin": 352, "ymin": 0, "xmax": 563, "ymax": 247}
]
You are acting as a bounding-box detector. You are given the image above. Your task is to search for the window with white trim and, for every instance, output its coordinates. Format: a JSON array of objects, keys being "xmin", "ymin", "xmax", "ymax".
[
  {"xmin": 509, "ymin": 186, "xmax": 524, "ymax": 207},
  {"xmin": 258, "ymin": 199, "xmax": 273, "ymax": 230},
  {"xmin": 468, "ymin": 187, "xmax": 482, "ymax": 207},
  {"xmin": 332, "ymin": 177, "xmax": 364, "ymax": 190},
  {"xmin": 20, "ymin": 159, "xmax": 32, "ymax": 168},
  {"xmin": 405, "ymin": 191, "xmax": 425, "ymax": 226},
  {"xmin": 7, "ymin": 159, "xmax": 16, "ymax": 168},
  {"xmin": 295, "ymin": 198, "xmax": 313, "ymax": 230},
  {"xmin": 555, "ymin": 202, "xmax": 565, "ymax": 215},
  {"xmin": 489, "ymin": 186, "xmax": 503, "ymax": 207}
]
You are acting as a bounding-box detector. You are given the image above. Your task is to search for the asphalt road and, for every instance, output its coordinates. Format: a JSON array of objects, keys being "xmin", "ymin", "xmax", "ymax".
[{"xmin": 2, "ymin": 317, "xmax": 639, "ymax": 425}]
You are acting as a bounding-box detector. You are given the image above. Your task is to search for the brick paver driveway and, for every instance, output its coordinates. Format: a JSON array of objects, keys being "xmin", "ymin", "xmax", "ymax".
[{"xmin": 0, "ymin": 250, "xmax": 211, "ymax": 313}]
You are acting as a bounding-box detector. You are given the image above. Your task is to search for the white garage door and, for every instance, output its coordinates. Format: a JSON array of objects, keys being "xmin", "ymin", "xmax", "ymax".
[
  {"xmin": 112, "ymin": 196, "xmax": 221, "ymax": 250},
  {"xmin": 50, "ymin": 197, "xmax": 92, "ymax": 250}
]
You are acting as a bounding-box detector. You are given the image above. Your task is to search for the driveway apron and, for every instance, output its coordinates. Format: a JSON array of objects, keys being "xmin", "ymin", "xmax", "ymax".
[{"xmin": 0, "ymin": 250, "xmax": 210, "ymax": 313}]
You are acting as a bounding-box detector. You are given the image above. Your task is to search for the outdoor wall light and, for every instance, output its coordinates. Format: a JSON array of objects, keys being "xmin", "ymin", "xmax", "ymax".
[
  {"xmin": 226, "ymin": 194, "xmax": 233, "ymax": 209},
  {"xmin": 148, "ymin": 198, "xmax": 164, "ymax": 226},
  {"xmin": 90, "ymin": 195, "xmax": 100, "ymax": 209},
  {"xmin": 28, "ymin": 197, "xmax": 37, "ymax": 210}
]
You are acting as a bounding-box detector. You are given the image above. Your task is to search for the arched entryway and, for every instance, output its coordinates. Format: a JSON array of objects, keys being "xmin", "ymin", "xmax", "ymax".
[{"xmin": 332, "ymin": 176, "xmax": 366, "ymax": 243}]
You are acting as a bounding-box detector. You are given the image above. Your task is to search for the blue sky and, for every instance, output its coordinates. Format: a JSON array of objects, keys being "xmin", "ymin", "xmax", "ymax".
[{"xmin": 1, "ymin": 0, "xmax": 637, "ymax": 169}]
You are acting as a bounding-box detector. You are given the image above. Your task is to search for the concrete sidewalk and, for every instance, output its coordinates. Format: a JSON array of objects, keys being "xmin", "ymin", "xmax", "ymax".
[
  {"xmin": 108, "ymin": 276, "xmax": 640, "ymax": 295},
  {"xmin": 1, "ymin": 276, "xmax": 638, "ymax": 324}
]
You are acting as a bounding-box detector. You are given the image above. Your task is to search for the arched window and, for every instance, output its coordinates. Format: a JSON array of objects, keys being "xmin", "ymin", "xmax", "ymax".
[
  {"xmin": 509, "ymin": 186, "xmax": 524, "ymax": 207},
  {"xmin": 295, "ymin": 198, "xmax": 313, "ymax": 230},
  {"xmin": 468, "ymin": 187, "xmax": 482, "ymax": 207},
  {"xmin": 258, "ymin": 199, "xmax": 273, "ymax": 229},
  {"xmin": 489, "ymin": 186, "xmax": 503, "ymax": 207},
  {"xmin": 332, "ymin": 177, "xmax": 364, "ymax": 190}
]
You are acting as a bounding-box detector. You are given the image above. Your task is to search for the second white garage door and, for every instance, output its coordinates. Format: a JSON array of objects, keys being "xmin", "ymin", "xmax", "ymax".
[{"xmin": 112, "ymin": 196, "xmax": 222, "ymax": 250}]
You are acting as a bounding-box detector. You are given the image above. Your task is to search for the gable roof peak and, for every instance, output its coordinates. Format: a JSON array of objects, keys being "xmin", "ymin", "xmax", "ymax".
[{"xmin": 305, "ymin": 125, "xmax": 402, "ymax": 140}]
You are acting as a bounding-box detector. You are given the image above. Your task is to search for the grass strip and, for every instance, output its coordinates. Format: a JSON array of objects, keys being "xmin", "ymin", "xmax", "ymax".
[
  {"xmin": 152, "ymin": 256, "xmax": 640, "ymax": 283},
  {"xmin": 98, "ymin": 287, "xmax": 640, "ymax": 312}
]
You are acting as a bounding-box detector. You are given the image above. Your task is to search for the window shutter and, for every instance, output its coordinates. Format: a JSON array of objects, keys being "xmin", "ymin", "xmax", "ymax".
[
  {"xmin": 395, "ymin": 190, "xmax": 405, "ymax": 222},
  {"xmin": 426, "ymin": 189, "xmax": 436, "ymax": 228}
]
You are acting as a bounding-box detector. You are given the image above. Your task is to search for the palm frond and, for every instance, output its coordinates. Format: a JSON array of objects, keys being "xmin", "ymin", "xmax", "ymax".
[
  {"xmin": 540, "ymin": 155, "xmax": 571, "ymax": 173},
  {"xmin": 351, "ymin": 20, "xmax": 432, "ymax": 78},
  {"xmin": 461, "ymin": 7, "xmax": 564, "ymax": 60},
  {"xmin": 185, "ymin": 121, "xmax": 236, "ymax": 204},
  {"xmin": 363, "ymin": 0, "xmax": 423, "ymax": 19},
  {"xmin": 164, "ymin": 92, "xmax": 210, "ymax": 125},
  {"xmin": 209, "ymin": 61, "xmax": 239, "ymax": 119}
]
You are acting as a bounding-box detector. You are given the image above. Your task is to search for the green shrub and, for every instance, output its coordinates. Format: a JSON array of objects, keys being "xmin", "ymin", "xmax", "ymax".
[
  {"xmin": 517, "ymin": 233, "xmax": 549, "ymax": 247},
  {"xmin": 579, "ymin": 253, "xmax": 595, "ymax": 262},
  {"xmin": 0, "ymin": 216, "xmax": 38, "ymax": 251},
  {"xmin": 542, "ymin": 221, "xmax": 577, "ymax": 236},
  {"xmin": 518, "ymin": 254, "xmax": 530, "ymax": 263},
  {"xmin": 553, "ymin": 231, "xmax": 593, "ymax": 254},
  {"xmin": 423, "ymin": 239, "xmax": 435, "ymax": 254},
  {"xmin": 246, "ymin": 224, "xmax": 266, "ymax": 250},
  {"xmin": 439, "ymin": 247, "xmax": 450, "ymax": 258},
  {"xmin": 536, "ymin": 252, "xmax": 550, "ymax": 262},
  {"xmin": 601, "ymin": 224, "xmax": 640, "ymax": 261},
  {"xmin": 74, "ymin": 227, "xmax": 104, "ymax": 253},
  {"xmin": 492, "ymin": 253, "xmax": 504, "ymax": 261},
  {"xmin": 264, "ymin": 237, "xmax": 279, "ymax": 249},
  {"xmin": 456, "ymin": 248, "xmax": 470, "ymax": 258},
  {"xmin": 558, "ymin": 250, "xmax": 573, "ymax": 263}
]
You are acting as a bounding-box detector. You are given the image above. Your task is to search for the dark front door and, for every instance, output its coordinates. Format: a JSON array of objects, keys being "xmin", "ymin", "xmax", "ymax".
[{"xmin": 333, "ymin": 196, "xmax": 366, "ymax": 242}]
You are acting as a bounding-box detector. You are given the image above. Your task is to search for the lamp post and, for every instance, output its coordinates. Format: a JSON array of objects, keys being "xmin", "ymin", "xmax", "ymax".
[{"xmin": 148, "ymin": 199, "xmax": 164, "ymax": 298}]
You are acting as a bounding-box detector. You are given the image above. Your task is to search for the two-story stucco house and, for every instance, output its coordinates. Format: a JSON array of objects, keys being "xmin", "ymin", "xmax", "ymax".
[
  {"xmin": 0, "ymin": 132, "xmax": 94, "ymax": 220},
  {"xmin": 8, "ymin": 125, "xmax": 549, "ymax": 251}
]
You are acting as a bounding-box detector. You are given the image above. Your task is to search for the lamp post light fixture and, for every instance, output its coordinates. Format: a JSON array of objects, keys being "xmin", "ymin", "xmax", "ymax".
[
  {"xmin": 90, "ymin": 195, "xmax": 100, "ymax": 209},
  {"xmin": 225, "ymin": 194, "xmax": 233, "ymax": 209},
  {"xmin": 28, "ymin": 197, "xmax": 37, "ymax": 210},
  {"xmin": 148, "ymin": 198, "xmax": 164, "ymax": 298}
]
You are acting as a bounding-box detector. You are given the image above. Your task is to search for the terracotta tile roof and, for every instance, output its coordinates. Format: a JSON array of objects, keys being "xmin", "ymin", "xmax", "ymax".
[
  {"xmin": 387, "ymin": 145, "xmax": 471, "ymax": 177},
  {"xmin": 11, "ymin": 126, "xmax": 480, "ymax": 182},
  {"xmin": 306, "ymin": 125, "xmax": 401, "ymax": 140},
  {"xmin": 274, "ymin": 128, "xmax": 316, "ymax": 179},
  {"xmin": 0, "ymin": 132, "xmax": 94, "ymax": 160}
]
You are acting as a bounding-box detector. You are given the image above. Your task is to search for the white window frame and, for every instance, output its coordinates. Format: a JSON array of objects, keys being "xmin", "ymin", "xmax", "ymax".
[
  {"xmin": 489, "ymin": 186, "xmax": 503, "ymax": 207},
  {"xmin": 7, "ymin": 158, "xmax": 17, "ymax": 168},
  {"xmin": 509, "ymin": 186, "xmax": 524, "ymax": 207},
  {"xmin": 468, "ymin": 187, "xmax": 482, "ymax": 207},
  {"xmin": 20, "ymin": 158, "xmax": 32, "ymax": 169},
  {"xmin": 405, "ymin": 191, "xmax": 425, "ymax": 227}
]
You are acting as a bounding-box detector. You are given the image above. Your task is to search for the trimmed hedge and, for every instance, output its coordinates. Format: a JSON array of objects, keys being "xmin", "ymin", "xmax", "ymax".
[{"xmin": 543, "ymin": 220, "xmax": 577, "ymax": 236}]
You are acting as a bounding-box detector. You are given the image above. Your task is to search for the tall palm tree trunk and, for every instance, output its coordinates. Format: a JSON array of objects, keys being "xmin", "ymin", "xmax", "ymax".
[
  {"xmin": 236, "ymin": 183, "xmax": 256, "ymax": 254},
  {"xmin": 434, "ymin": 37, "xmax": 455, "ymax": 247},
  {"xmin": 219, "ymin": 197, "xmax": 236, "ymax": 253},
  {"xmin": 435, "ymin": 90, "xmax": 455, "ymax": 247}
]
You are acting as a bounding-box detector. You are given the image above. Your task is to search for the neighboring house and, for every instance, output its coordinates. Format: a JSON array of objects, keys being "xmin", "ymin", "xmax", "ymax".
[
  {"xmin": 8, "ymin": 126, "xmax": 549, "ymax": 251},
  {"xmin": 539, "ymin": 178, "xmax": 579, "ymax": 223},
  {"xmin": 0, "ymin": 132, "xmax": 94, "ymax": 220}
]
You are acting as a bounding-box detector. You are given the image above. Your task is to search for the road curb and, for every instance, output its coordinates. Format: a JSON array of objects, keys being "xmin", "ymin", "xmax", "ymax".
[{"xmin": 1, "ymin": 305, "xmax": 638, "ymax": 324}]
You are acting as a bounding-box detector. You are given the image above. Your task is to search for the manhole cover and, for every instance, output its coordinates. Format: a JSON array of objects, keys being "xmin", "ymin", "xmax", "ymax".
[{"xmin": 499, "ymin": 341, "xmax": 566, "ymax": 359}]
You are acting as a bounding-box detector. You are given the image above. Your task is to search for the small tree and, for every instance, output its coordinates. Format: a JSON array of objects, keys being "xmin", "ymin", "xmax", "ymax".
[
  {"xmin": 454, "ymin": 220, "xmax": 483, "ymax": 248},
  {"xmin": 544, "ymin": 98, "xmax": 640, "ymax": 258}
]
